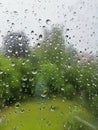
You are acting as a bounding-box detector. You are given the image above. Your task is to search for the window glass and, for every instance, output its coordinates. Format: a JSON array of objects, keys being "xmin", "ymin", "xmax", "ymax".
[{"xmin": 0, "ymin": 0, "xmax": 98, "ymax": 130}]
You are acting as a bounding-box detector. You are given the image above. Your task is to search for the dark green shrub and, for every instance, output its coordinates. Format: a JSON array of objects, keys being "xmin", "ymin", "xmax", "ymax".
[
  {"xmin": 77, "ymin": 62, "xmax": 98, "ymax": 99},
  {"xmin": 87, "ymin": 95, "xmax": 98, "ymax": 118},
  {"xmin": 35, "ymin": 62, "xmax": 64, "ymax": 96},
  {"xmin": 64, "ymin": 83, "xmax": 76, "ymax": 99},
  {"xmin": 0, "ymin": 55, "xmax": 22, "ymax": 105},
  {"xmin": 11, "ymin": 58, "xmax": 35, "ymax": 96}
]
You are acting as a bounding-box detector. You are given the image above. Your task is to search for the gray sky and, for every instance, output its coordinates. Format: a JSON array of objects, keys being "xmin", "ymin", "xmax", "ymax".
[{"xmin": 0, "ymin": 0, "xmax": 97, "ymax": 54}]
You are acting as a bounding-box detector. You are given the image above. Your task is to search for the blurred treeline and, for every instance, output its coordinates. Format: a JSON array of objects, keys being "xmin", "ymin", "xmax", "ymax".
[{"xmin": 0, "ymin": 27, "xmax": 98, "ymax": 117}]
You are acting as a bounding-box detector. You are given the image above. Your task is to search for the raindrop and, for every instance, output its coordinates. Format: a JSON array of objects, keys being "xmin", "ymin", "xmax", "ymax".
[
  {"xmin": 39, "ymin": 34, "xmax": 43, "ymax": 40},
  {"xmin": 19, "ymin": 43, "xmax": 23, "ymax": 47},
  {"xmin": 41, "ymin": 94, "xmax": 47, "ymax": 98},
  {"xmin": 32, "ymin": 71, "xmax": 37, "ymax": 75},
  {"xmin": 37, "ymin": 43, "xmax": 41, "ymax": 48},
  {"xmin": 64, "ymin": 123, "xmax": 67, "ymax": 128},
  {"xmin": 46, "ymin": 121, "xmax": 51, "ymax": 126},
  {"xmin": 65, "ymin": 35, "xmax": 68, "ymax": 38},
  {"xmin": 66, "ymin": 28, "xmax": 70, "ymax": 31},
  {"xmin": 31, "ymin": 30, "xmax": 34, "ymax": 34},
  {"xmin": 38, "ymin": 18, "xmax": 42, "ymax": 23},
  {"xmin": 11, "ymin": 63, "xmax": 15, "ymax": 67},
  {"xmin": 18, "ymin": 35, "xmax": 22, "ymax": 40},
  {"xmin": 25, "ymin": 50, "xmax": 28, "ymax": 53},
  {"xmin": 10, "ymin": 35, "xmax": 13, "ymax": 39},
  {"xmin": 73, "ymin": 11, "xmax": 76, "ymax": 15},
  {"xmin": 22, "ymin": 77, "xmax": 27, "ymax": 81},
  {"xmin": 61, "ymin": 88, "xmax": 64, "ymax": 91},
  {"xmin": 13, "ymin": 11, "xmax": 18, "ymax": 14},
  {"xmin": 15, "ymin": 102, "xmax": 21, "ymax": 108},
  {"xmin": 50, "ymin": 105, "xmax": 56, "ymax": 112},
  {"xmin": 0, "ymin": 71, "xmax": 3, "ymax": 74},
  {"xmin": 24, "ymin": 9, "xmax": 28, "ymax": 13},
  {"xmin": 15, "ymin": 51, "xmax": 18, "ymax": 54},
  {"xmin": 8, "ymin": 49, "xmax": 12, "ymax": 53},
  {"xmin": 20, "ymin": 108, "xmax": 25, "ymax": 113},
  {"xmin": 7, "ymin": 20, "xmax": 10, "ymax": 23},
  {"xmin": 22, "ymin": 62, "xmax": 25, "ymax": 65},
  {"xmin": 46, "ymin": 19, "xmax": 51, "ymax": 25},
  {"xmin": 12, "ymin": 23, "xmax": 15, "ymax": 25},
  {"xmin": 41, "ymin": 90, "xmax": 48, "ymax": 98}
]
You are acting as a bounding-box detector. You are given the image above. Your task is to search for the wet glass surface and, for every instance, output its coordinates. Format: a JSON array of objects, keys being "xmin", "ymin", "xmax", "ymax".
[{"xmin": 0, "ymin": 0, "xmax": 98, "ymax": 130}]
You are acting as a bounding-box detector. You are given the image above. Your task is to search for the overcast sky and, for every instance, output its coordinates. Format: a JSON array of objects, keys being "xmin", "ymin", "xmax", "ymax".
[{"xmin": 0, "ymin": 0, "xmax": 97, "ymax": 54}]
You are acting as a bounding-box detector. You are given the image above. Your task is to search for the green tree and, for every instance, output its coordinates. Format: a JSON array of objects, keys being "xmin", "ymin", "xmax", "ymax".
[
  {"xmin": 3, "ymin": 31, "xmax": 30, "ymax": 57},
  {"xmin": 35, "ymin": 63, "xmax": 64, "ymax": 96},
  {"xmin": 11, "ymin": 58, "xmax": 35, "ymax": 96},
  {"xmin": 0, "ymin": 54, "xmax": 21, "ymax": 105}
]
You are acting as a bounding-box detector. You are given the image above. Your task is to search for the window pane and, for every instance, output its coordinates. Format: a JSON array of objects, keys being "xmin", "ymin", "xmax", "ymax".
[{"xmin": 0, "ymin": 0, "xmax": 98, "ymax": 130}]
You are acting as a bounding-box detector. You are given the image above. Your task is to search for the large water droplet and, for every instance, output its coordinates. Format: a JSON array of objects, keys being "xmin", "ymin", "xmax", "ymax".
[
  {"xmin": 22, "ymin": 77, "xmax": 28, "ymax": 81},
  {"xmin": 39, "ymin": 34, "xmax": 43, "ymax": 40},
  {"xmin": 18, "ymin": 35, "xmax": 22, "ymax": 40},
  {"xmin": 46, "ymin": 19, "xmax": 51, "ymax": 25},
  {"xmin": 0, "ymin": 71, "xmax": 3, "ymax": 74},
  {"xmin": 19, "ymin": 43, "xmax": 23, "ymax": 47},
  {"xmin": 32, "ymin": 71, "xmax": 37, "ymax": 75},
  {"xmin": 15, "ymin": 102, "xmax": 21, "ymax": 108},
  {"xmin": 50, "ymin": 105, "xmax": 56, "ymax": 112}
]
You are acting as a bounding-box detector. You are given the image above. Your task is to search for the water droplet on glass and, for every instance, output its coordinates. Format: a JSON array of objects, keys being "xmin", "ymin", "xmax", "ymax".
[
  {"xmin": 46, "ymin": 19, "xmax": 51, "ymax": 25},
  {"xmin": 11, "ymin": 63, "xmax": 15, "ymax": 67},
  {"xmin": 37, "ymin": 43, "xmax": 41, "ymax": 48},
  {"xmin": 12, "ymin": 23, "xmax": 15, "ymax": 25},
  {"xmin": 38, "ymin": 18, "xmax": 42, "ymax": 23},
  {"xmin": 15, "ymin": 102, "xmax": 21, "ymax": 108},
  {"xmin": 13, "ymin": 11, "xmax": 18, "ymax": 14},
  {"xmin": 19, "ymin": 43, "xmax": 22, "ymax": 47},
  {"xmin": 50, "ymin": 105, "xmax": 56, "ymax": 112},
  {"xmin": 20, "ymin": 108, "xmax": 25, "ymax": 113},
  {"xmin": 41, "ymin": 94, "xmax": 47, "ymax": 98},
  {"xmin": 15, "ymin": 51, "xmax": 18, "ymax": 54},
  {"xmin": 7, "ymin": 20, "xmax": 10, "ymax": 22},
  {"xmin": 39, "ymin": 34, "xmax": 43, "ymax": 40},
  {"xmin": 32, "ymin": 71, "xmax": 37, "ymax": 75},
  {"xmin": 18, "ymin": 35, "xmax": 22, "ymax": 40},
  {"xmin": 31, "ymin": 30, "xmax": 34, "ymax": 34},
  {"xmin": 0, "ymin": 71, "xmax": 3, "ymax": 74},
  {"xmin": 61, "ymin": 88, "xmax": 64, "ymax": 91},
  {"xmin": 22, "ymin": 77, "xmax": 27, "ymax": 81},
  {"xmin": 41, "ymin": 90, "xmax": 48, "ymax": 98}
]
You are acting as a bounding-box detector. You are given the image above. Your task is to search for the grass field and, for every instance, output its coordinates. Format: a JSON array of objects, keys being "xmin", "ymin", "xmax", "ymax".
[{"xmin": 0, "ymin": 97, "xmax": 97, "ymax": 130}]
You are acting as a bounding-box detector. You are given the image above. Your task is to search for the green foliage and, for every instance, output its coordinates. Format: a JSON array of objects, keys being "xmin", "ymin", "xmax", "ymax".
[
  {"xmin": 83, "ymin": 95, "xmax": 98, "ymax": 118},
  {"xmin": 64, "ymin": 83, "xmax": 76, "ymax": 99},
  {"xmin": 0, "ymin": 26, "xmax": 98, "ymax": 120},
  {"xmin": 0, "ymin": 55, "xmax": 35, "ymax": 106},
  {"xmin": 0, "ymin": 54, "xmax": 21, "ymax": 105},
  {"xmin": 32, "ymin": 27, "xmax": 77, "ymax": 70},
  {"xmin": 11, "ymin": 58, "xmax": 35, "ymax": 96},
  {"xmin": 90, "ymin": 95, "xmax": 98, "ymax": 117},
  {"xmin": 3, "ymin": 31, "xmax": 30, "ymax": 57},
  {"xmin": 35, "ymin": 63, "xmax": 64, "ymax": 96},
  {"xmin": 64, "ymin": 64, "xmax": 79, "ymax": 89},
  {"xmin": 77, "ymin": 62, "xmax": 98, "ymax": 99}
]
